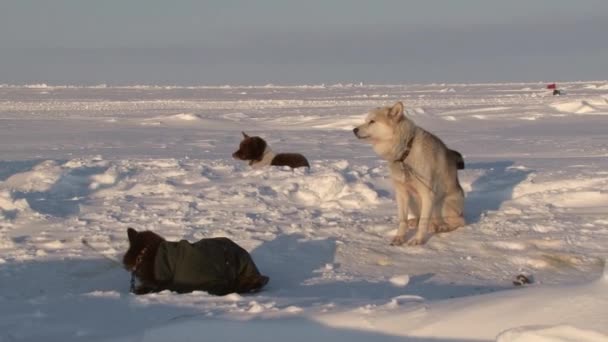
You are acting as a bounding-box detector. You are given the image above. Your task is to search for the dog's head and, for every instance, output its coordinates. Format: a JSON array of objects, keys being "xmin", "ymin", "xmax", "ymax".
[
  {"xmin": 353, "ymin": 102, "xmax": 405, "ymax": 144},
  {"xmin": 232, "ymin": 132, "xmax": 268, "ymax": 162},
  {"xmin": 122, "ymin": 228, "xmax": 164, "ymax": 271}
]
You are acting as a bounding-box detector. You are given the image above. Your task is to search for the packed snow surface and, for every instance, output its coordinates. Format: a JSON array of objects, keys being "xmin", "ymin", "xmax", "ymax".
[{"xmin": 1, "ymin": 82, "xmax": 607, "ymax": 341}]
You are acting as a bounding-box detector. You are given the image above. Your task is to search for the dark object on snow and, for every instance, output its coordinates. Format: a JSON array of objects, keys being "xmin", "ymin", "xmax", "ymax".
[
  {"xmin": 513, "ymin": 274, "xmax": 532, "ymax": 286},
  {"xmin": 123, "ymin": 228, "xmax": 269, "ymax": 295},
  {"xmin": 547, "ymin": 83, "xmax": 562, "ymax": 96},
  {"xmin": 232, "ymin": 132, "xmax": 310, "ymax": 169}
]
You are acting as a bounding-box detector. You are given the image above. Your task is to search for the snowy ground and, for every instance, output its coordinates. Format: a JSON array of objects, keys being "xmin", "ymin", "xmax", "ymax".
[{"xmin": 1, "ymin": 82, "xmax": 607, "ymax": 342}]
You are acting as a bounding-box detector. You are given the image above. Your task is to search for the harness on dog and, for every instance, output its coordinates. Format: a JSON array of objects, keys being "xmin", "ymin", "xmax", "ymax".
[
  {"xmin": 130, "ymin": 273, "xmax": 136, "ymax": 293},
  {"xmin": 392, "ymin": 134, "xmax": 464, "ymax": 224},
  {"xmin": 395, "ymin": 135, "xmax": 415, "ymax": 163}
]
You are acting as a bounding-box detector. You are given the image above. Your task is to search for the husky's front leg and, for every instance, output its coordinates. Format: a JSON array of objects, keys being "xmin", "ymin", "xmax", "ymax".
[
  {"xmin": 408, "ymin": 191, "xmax": 434, "ymax": 245},
  {"xmin": 407, "ymin": 192, "xmax": 434, "ymax": 246},
  {"xmin": 391, "ymin": 184, "xmax": 410, "ymax": 246},
  {"xmin": 406, "ymin": 199, "xmax": 420, "ymax": 228}
]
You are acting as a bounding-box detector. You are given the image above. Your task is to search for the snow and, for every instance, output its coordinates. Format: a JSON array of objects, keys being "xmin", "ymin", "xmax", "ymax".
[
  {"xmin": 551, "ymin": 99, "xmax": 608, "ymax": 115},
  {"xmin": 322, "ymin": 270, "xmax": 608, "ymax": 340},
  {"xmin": 1, "ymin": 82, "xmax": 608, "ymax": 341},
  {"xmin": 389, "ymin": 275, "xmax": 410, "ymax": 287},
  {"xmin": 497, "ymin": 325, "xmax": 608, "ymax": 342}
]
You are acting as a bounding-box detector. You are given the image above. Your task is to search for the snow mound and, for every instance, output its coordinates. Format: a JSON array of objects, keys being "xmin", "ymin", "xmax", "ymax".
[
  {"xmin": 321, "ymin": 268, "xmax": 608, "ymax": 341},
  {"xmin": 140, "ymin": 113, "xmax": 204, "ymax": 127},
  {"xmin": 89, "ymin": 167, "xmax": 118, "ymax": 190},
  {"xmin": 551, "ymin": 100, "xmax": 598, "ymax": 114},
  {"xmin": 166, "ymin": 113, "xmax": 203, "ymax": 121},
  {"xmin": 141, "ymin": 112, "xmax": 245, "ymax": 129},
  {"xmin": 0, "ymin": 158, "xmax": 123, "ymax": 218},
  {"xmin": 389, "ymin": 274, "xmax": 410, "ymax": 287},
  {"xmin": 0, "ymin": 190, "xmax": 29, "ymax": 217},
  {"xmin": 22, "ymin": 83, "xmax": 49, "ymax": 89},
  {"xmin": 584, "ymin": 83, "xmax": 608, "ymax": 90},
  {"xmin": 496, "ymin": 325, "xmax": 608, "ymax": 342},
  {"xmin": 3, "ymin": 160, "xmax": 62, "ymax": 192},
  {"xmin": 223, "ymin": 112, "xmax": 249, "ymax": 120},
  {"xmin": 549, "ymin": 191, "xmax": 608, "ymax": 208},
  {"xmin": 284, "ymin": 169, "xmax": 380, "ymax": 209},
  {"xmin": 126, "ymin": 319, "xmax": 388, "ymax": 342},
  {"xmin": 311, "ymin": 115, "xmax": 366, "ymax": 130}
]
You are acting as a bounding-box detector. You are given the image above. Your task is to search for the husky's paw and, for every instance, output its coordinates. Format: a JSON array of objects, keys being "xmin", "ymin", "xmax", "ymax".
[
  {"xmin": 390, "ymin": 235, "xmax": 407, "ymax": 246},
  {"xmin": 432, "ymin": 223, "xmax": 448, "ymax": 233},
  {"xmin": 407, "ymin": 236, "xmax": 425, "ymax": 246}
]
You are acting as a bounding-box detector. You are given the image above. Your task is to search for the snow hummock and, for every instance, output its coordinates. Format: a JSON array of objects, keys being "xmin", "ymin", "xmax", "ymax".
[
  {"xmin": 389, "ymin": 275, "xmax": 410, "ymax": 287},
  {"xmin": 166, "ymin": 113, "xmax": 204, "ymax": 121},
  {"xmin": 497, "ymin": 325, "xmax": 608, "ymax": 342},
  {"xmin": 321, "ymin": 267, "xmax": 608, "ymax": 340},
  {"xmin": 551, "ymin": 98, "xmax": 608, "ymax": 115}
]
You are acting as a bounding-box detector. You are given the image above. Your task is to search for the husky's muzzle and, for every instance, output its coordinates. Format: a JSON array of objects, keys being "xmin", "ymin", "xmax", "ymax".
[{"xmin": 353, "ymin": 127, "xmax": 367, "ymax": 139}]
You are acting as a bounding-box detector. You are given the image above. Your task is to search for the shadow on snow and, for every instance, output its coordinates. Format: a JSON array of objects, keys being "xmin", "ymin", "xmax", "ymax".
[{"xmin": 465, "ymin": 161, "xmax": 533, "ymax": 223}]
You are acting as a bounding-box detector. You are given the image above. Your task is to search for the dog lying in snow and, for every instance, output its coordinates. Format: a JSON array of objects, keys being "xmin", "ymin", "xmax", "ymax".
[
  {"xmin": 123, "ymin": 228, "xmax": 269, "ymax": 295},
  {"xmin": 232, "ymin": 132, "xmax": 310, "ymax": 169}
]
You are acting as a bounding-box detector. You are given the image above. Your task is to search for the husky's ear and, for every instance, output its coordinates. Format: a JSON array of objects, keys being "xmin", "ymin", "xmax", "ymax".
[
  {"xmin": 242, "ymin": 131, "xmax": 250, "ymax": 139},
  {"xmin": 388, "ymin": 102, "xmax": 405, "ymax": 121},
  {"xmin": 127, "ymin": 228, "xmax": 138, "ymax": 244}
]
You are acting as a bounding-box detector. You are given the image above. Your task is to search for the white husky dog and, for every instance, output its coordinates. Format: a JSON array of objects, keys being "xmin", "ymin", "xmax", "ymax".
[{"xmin": 354, "ymin": 102, "xmax": 465, "ymax": 245}]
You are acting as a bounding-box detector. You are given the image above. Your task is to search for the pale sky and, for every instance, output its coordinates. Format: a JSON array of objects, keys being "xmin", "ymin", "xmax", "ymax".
[{"xmin": 1, "ymin": 0, "xmax": 607, "ymax": 85}]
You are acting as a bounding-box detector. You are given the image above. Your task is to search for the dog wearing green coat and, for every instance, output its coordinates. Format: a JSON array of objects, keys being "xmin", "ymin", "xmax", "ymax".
[{"xmin": 123, "ymin": 228, "xmax": 269, "ymax": 295}]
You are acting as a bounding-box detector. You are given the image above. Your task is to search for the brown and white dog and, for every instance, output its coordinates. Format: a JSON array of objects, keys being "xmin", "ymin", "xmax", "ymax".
[{"xmin": 232, "ymin": 132, "xmax": 310, "ymax": 169}]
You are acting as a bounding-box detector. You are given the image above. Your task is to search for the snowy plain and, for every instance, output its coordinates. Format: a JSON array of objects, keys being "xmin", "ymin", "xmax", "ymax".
[{"xmin": 0, "ymin": 82, "xmax": 607, "ymax": 341}]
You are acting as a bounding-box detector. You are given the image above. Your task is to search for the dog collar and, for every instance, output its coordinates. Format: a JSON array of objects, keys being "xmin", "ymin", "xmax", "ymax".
[
  {"xmin": 131, "ymin": 246, "xmax": 148, "ymax": 273},
  {"xmin": 395, "ymin": 136, "xmax": 415, "ymax": 163}
]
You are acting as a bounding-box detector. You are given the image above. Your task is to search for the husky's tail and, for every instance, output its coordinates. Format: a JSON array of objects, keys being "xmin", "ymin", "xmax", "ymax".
[{"xmin": 448, "ymin": 149, "xmax": 465, "ymax": 170}]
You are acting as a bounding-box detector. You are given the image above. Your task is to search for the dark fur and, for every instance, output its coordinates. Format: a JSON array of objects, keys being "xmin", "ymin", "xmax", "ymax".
[
  {"xmin": 232, "ymin": 136, "xmax": 268, "ymax": 162},
  {"xmin": 232, "ymin": 132, "xmax": 310, "ymax": 169},
  {"xmin": 448, "ymin": 149, "xmax": 465, "ymax": 170},
  {"xmin": 123, "ymin": 228, "xmax": 165, "ymax": 294},
  {"xmin": 123, "ymin": 228, "xmax": 268, "ymax": 295},
  {"xmin": 270, "ymin": 153, "xmax": 310, "ymax": 168}
]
